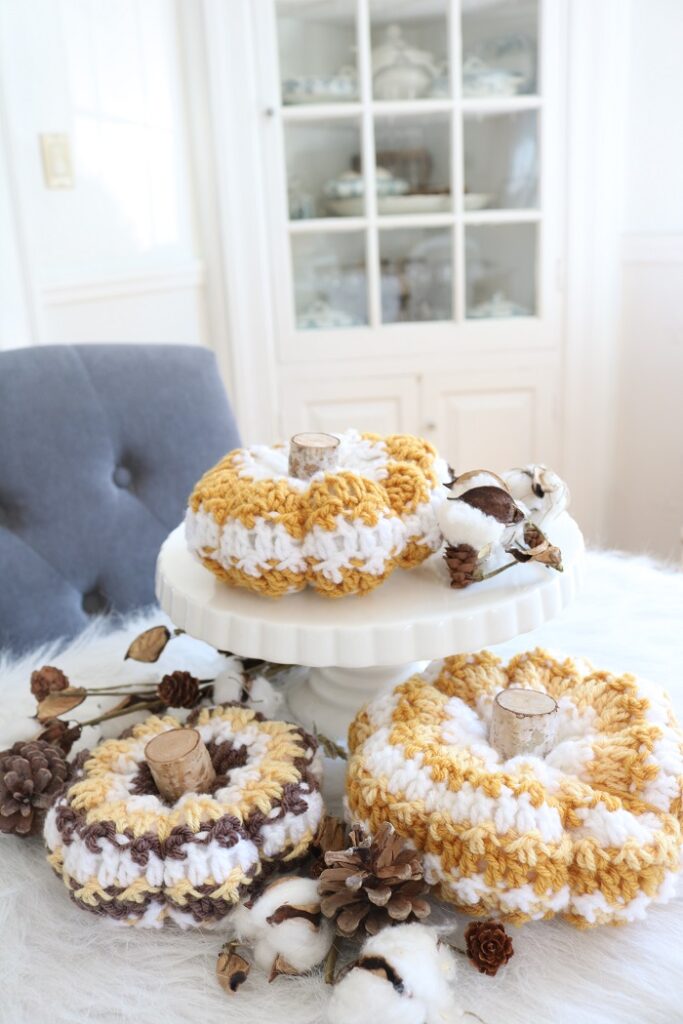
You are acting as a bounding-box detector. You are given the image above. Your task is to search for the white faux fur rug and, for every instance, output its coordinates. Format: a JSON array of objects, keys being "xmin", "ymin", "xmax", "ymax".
[{"xmin": 1, "ymin": 550, "xmax": 683, "ymax": 1024}]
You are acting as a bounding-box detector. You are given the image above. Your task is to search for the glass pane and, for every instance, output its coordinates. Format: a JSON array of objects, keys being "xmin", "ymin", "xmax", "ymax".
[
  {"xmin": 374, "ymin": 114, "xmax": 451, "ymax": 214},
  {"xmin": 370, "ymin": 1, "xmax": 449, "ymax": 101},
  {"xmin": 291, "ymin": 232, "xmax": 367, "ymax": 329},
  {"xmin": 285, "ymin": 119, "xmax": 362, "ymax": 219},
  {"xmin": 379, "ymin": 228, "xmax": 452, "ymax": 323},
  {"xmin": 276, "ymin": 0, "xmax": 357, "ymax": 105},
  {"xmin": 464, "ymin": 111, "xmax": 537, "ymax": 210},
  {"xmin": 461, "ymin": 0, "xmax": 538, "ymax": 98},
  {"xmin": 465, "ymin": 223, "xmax": 536, "ymax": 318}
]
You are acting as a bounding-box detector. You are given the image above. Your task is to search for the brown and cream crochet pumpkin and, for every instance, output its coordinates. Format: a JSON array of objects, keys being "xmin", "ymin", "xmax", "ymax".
[
  {"xmin": 44, "ymin": 705, "xmax": 324, "ymax": 927},
  {"xmin": 184, "ymin": 430, "xmax": 448, "ymax": 597}
]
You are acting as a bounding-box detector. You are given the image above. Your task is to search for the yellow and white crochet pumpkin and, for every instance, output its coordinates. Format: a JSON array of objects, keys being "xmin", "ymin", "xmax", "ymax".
[
  {"xmin": 44, "ymin": 706, "xmax": 324, "ymax": 927},
  {"xmin": 185, "ymin": 430, "xmax": 448, "ymax": 597},
  {"xmin": 347, "ymin": 649, "xmax": 683, "ymax": 927}
]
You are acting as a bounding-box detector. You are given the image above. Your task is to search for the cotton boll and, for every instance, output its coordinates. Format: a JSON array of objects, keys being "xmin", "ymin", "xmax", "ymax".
[
  {"xmin": 502, "ymin": 464, "xmax": 570, "ymax": 526},
  {"xmin": 213, "ymin": 661, "xmax": 285, "ymax": 719},
  {"xmin": 328, "ymin": 970, "xmax": 422, "ymax": 1024},
  {"xmin": 212, "ymin": 660, "xmax": 247, "ymax": 704},
  {"xmin": 328, "ymin": 924, "xmax": 461, "ymax": 1024},
  {"xmin": 232, "ymin": 876, "xmax": 333, "ymax": 976},
  {"xmin": 245, "ymin": 673, "xmax": 285, "ymax": 719},
  {"xmin": 437, "ymin": 497, "xmax": 505, "ymax": 552}
]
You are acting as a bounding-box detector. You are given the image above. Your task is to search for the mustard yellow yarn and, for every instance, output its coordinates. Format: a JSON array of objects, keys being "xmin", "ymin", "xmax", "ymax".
[
  {"xmin": 186, "ymin": 431, "xmax": 444, "ymax": 598},
  {"xmin": 346, "ymin": 649, "xmax": 683, "ymax": 927}
]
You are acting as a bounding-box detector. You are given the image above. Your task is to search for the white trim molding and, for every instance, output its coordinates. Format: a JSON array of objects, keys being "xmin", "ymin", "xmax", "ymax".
[
  {"xmin": 178, "ymin": 0, "xmax": 279, "ymax": 443},
  {"xmin": 561, "ymin": 0, "xmax": 629, "ymax": 545}
]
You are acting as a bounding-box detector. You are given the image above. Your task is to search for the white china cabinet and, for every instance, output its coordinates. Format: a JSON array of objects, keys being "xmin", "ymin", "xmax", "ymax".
[{"xmin": 249, "ymin": 0, "xmax": 566, "ymax": 468}]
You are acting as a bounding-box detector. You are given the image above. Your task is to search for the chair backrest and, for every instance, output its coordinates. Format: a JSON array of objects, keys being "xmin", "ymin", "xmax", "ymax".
[{"xmin": 0, "ymin": 343, "xmax": 240, "ymax": 655}]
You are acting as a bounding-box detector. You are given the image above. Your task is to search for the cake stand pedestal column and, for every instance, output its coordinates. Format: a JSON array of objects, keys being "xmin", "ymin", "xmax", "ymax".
[{"xmin": 156, "ymin": 514, "xmax": 584, "ymax": 738}]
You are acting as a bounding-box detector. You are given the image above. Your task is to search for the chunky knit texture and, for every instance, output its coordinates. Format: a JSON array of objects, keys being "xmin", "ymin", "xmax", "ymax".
[
  {"xmin": 185, "ymin": 430, "xmax": 448, "ymax": 598},
  {"xmin": 347, "ymin": 649, "xmax": 683, "ymax": 927},
  {"xmin": 44, "ymin": 706, "xmax": 324, "ymax": 928}
]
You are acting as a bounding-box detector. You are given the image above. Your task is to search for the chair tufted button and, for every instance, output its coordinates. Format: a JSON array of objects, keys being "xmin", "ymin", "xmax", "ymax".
[
  {"xmin": 82, "ymin": 589, "xmax": 109, "ymax": 616},
  {"xmin": 113, "ymin": 465, "xmax": 133, "ymax": 490}
]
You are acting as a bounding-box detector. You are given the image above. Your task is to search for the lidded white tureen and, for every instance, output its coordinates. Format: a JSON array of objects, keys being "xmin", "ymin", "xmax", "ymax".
[{"xmin": 372, "ymin": 24, "xmax": 438, "ymax": 100}]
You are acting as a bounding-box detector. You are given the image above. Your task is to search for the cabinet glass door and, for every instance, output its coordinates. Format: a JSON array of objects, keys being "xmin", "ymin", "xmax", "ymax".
[{"xmin": 273, "ymin": 0, "xmax": 541, "ymax": 335}]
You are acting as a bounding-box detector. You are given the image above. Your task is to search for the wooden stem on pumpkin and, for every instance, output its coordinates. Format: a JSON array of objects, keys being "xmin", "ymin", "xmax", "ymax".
[
  {"xmin": 288, "ymin": 432, "xmax": 339, "ymax": 480},
  {"xmin": 489, "ymin": 688, "xmax": 558, "ymax": 760},
  {"xmin": 144, "ymin": 728, "xmax": 216, "ymax": 802}
]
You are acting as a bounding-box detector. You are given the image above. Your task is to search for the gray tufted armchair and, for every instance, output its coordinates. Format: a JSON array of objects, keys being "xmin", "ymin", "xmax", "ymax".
[{"xmin": 0, "ymin": 344, "xmax": 239, "ymax": 655}]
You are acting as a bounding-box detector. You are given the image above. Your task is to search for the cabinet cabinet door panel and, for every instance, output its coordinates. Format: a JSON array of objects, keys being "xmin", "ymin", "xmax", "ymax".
[
  {"xmin": 281, "ymin": 374, "xmax": 419, "ymax": 438},
  {"xmin": 422, "ymin": 365, "xmax": 558, "ymax": 471}
]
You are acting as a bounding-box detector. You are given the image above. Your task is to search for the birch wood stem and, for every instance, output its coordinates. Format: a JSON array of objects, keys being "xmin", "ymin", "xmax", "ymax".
[
  {"xmin": 489, "ymin": 688, "xmax": 558, "ymax": 760},
  {"xmin": 145, "ymin": 728, "xmax": 216, "ymax": 802},
  {"xmin": 288, "ymin": 432, "xmax": 339, "ymax": 479}
]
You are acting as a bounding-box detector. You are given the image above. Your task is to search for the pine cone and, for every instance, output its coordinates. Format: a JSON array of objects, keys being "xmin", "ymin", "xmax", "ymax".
[
  {"xmin": 157, "ymin": 671, "xmax": 201, "ymax": 708},
  {"xmin": 0, "ymin": 740, "xmax": 69, "ymax": 836},
  {"xmin": 444, "ymin": 543, "xmax": 480, "ymax": 589},
  {"xmin": 319, "ymin": 822, "xmax": 430, "ymax": 938},
  {"xmin": 30, "ymin": 665, "xmax": 69, "ymax": 702},
  {"xmin": 309, "ymin": 814, "xmax": 347, "ymax": 878},
  {"xmin": 464, "ymin": 919, "xmax": 514, "ymax": 976}
]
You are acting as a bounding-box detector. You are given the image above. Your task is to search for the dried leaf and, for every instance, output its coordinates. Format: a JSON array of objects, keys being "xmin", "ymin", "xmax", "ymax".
[
  {"xmin": 36, "ymin": 688, "xmax": 86, "ymax": 722},
  {"xmin": 266, "ymin": 903, "xmax": 321, "ymax": 928},
  {"xmin": 456, "ymin": 486, "xmax": 525, "ymax": 525},
  {"xmin": 124, "ymin": 625, "xmax": 171, "ymax": 663},
  {"xmin": 216, "ymin": 943, "xmax": 251, "ymax": 995},
  {"xmin": 268, "ymin": 955, "xmax": 301, "ymax": 982}
]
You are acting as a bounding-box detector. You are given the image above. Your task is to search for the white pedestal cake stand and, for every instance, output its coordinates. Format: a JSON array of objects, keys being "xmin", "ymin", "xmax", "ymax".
[{"xmin": 156, "ymin": 514, "xmax": 584, "ymax": 736}]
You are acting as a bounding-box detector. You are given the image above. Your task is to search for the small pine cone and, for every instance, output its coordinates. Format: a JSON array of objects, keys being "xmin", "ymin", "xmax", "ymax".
[
  {"xmin": 157, "ymin": 671, "xmax": 201, "ymax": 708},
  {"xmin": 319, "ymin": 821, "xmax": 431, "ymax": 938},
  {"xmin": 444, "ymin": 543, "xmax": 480, "ymax": 589},
  {"xmin": 30, "ymin": 665, "xmax": 69, "ymax": 702},
  {"xmin": 0, "ymin": 739, "xmax": 69, "ymax": 836},
  {"xmin": 464, "ymin": 919, "xmax": 514, "ymax": 976}
]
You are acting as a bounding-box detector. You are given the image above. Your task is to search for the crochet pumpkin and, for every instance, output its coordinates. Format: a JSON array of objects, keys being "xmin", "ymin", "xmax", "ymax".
[
  {"xmin": 44, "ymin": 705, "xmax": 323, "ymax": 927},
  {"xmin": 347, "ymin": 649, "xmax": 683, "ymax": 926},
  {"xmin": 185, "ymin": 430, "xmax": 448, "ymax": 597}
]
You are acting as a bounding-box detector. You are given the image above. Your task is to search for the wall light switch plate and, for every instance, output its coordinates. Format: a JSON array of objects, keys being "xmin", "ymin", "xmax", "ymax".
[{"xmin": 39, "ymin": 133, "xmax": 75, "ymax": 189}]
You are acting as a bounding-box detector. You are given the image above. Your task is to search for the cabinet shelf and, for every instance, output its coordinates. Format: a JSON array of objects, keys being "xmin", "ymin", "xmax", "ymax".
[
  {"xmin": 288, "ymin": 210, "xmax": 541, "ymax": 233},
  {"xmin": 280, "ymin": 96, "xmax": 541, "ymax": 121}
]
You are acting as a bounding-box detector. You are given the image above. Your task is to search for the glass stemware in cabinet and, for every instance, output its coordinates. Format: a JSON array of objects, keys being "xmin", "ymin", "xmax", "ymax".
[
  {"xmin": 284, "ymin": 119, "xmax": 362, "ymax": 219},
  {"xmin": 276, "ymin": 0, "xmax": 358, "ymax": 106},
  {"xmin": 370, "ymin": 1, "xmax": 449, "ymax": 101},
  {"xmin": 372, "ymin": 113, "xmax": 451, "ymax": 214},
  {"xmin": 464, "ymin": 111, "xmax": 538, "ymax": 211},
  {"xmin": 379, "ymin": 228, "xmax": 453, "ymax": 324},
  {"xmin": 461, "ymin": 0, "xmax": 538, "ymax": 99},
  {"xmin": 465, "ymin": 223, "xmax": 537, "ymax": 319},
  {"xmin": 291, "ymin": 232, "xmax": 367, "ymax": 330}
]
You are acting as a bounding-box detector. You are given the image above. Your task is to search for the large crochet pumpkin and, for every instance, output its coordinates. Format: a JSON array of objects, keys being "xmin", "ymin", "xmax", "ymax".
[
  {"xmin": 44, "ymin": 705, "xmax": 323, "ymax": 927},
  {"xmin": 347, "ymin": 649, "xmax": 683, "ymax": 926},
  {"xmin": 185, "ymin": 430, "xmax": 447, "ymax": 597}
]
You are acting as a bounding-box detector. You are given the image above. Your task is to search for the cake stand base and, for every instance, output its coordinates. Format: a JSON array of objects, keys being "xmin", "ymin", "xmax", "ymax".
[{"xmin": 287, "ymin": 662, "xmax": 428, "ymax": 737}]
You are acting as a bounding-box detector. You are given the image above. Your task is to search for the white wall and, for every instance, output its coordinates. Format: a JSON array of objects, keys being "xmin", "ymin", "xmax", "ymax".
[
  {"xmin": 608, "ymin": 0, "xmax": 683, "ymax": 562},
  {"xmin": 0, "ymin": 0, "xmax": 206, "ymax": 350}
]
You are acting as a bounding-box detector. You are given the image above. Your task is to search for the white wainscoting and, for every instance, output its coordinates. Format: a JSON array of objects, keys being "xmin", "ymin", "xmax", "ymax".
[
  {"xmin": 609, "ymin": 233, "xmax": 683, "ymax": 562},
  {"xmin": 40, "ymin": 264, "xmax": 207, "ymax": 346}
]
